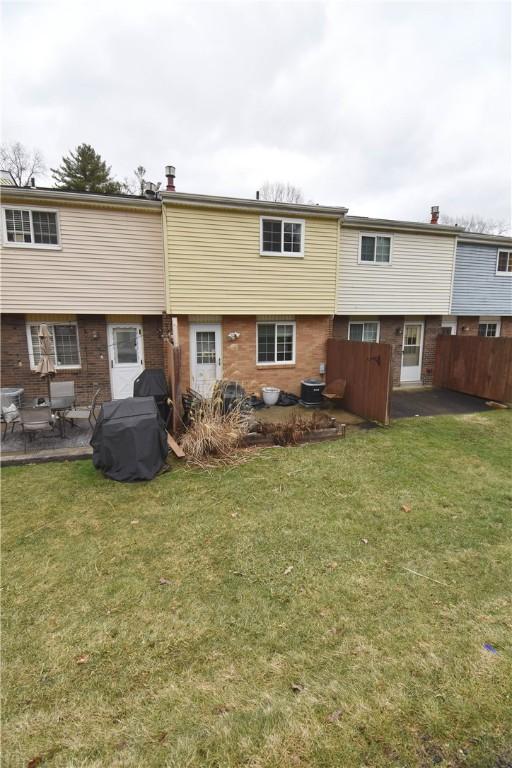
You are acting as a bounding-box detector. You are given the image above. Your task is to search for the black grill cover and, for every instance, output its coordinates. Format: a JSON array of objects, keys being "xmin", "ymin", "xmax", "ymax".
[
  {"xmin": 133, "ymin": 369, "xmax": 170, "ymax": 425},
  {"xmin": 91, "ymin": 397, "xmax": 169, "ymax": 482}
]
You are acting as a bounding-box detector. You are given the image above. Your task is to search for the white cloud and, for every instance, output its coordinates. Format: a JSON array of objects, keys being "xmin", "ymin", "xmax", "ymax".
[{"xmin": 2, "ymin": 0, "xmax": 510, "ymax": 227}]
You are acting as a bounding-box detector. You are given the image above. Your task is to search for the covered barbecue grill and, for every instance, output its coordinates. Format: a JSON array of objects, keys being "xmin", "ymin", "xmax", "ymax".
[
  {"xmin": 91, "ymin": 397, "xmax": 168, "ymax": 482},
  {"xmin": 133, "ymin": 368, "xmax": 171, "ymax": 425}
]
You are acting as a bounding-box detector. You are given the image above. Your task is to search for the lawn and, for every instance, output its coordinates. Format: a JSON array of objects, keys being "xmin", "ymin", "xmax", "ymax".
[{"xmin": 2, "ymin": 412, "xmax": 512, "ymax": 768}]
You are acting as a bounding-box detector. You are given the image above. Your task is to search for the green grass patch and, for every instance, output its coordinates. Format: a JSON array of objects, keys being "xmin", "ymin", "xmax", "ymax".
[{"xmin": 2, "ymin": 412, "xmax": 512, "ymax": 767}]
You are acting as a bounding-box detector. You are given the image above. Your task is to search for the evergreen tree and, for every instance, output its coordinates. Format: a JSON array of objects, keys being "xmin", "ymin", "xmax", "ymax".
[{"xmin": 51, "ymin": 143, "xmax": 122, "ymax": 194}]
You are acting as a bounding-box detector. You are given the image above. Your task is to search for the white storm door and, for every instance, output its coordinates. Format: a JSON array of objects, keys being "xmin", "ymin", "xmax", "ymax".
[
  {"xmin": 190, "ymin": 324, "xmax": 222, "ymax": 397},
  {"xmin": 400, "ymin": 322, "xmax": 424, "ymax": 383},
  {"xmin": 108, "ymin": 324, "xmax": 144, "ymax": 399}
]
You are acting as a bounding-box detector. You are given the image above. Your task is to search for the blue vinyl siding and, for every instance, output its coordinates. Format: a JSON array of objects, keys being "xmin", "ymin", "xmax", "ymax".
[{"xmin": 451, "ymin": 242, "xmax": 512, "ymax": 315}]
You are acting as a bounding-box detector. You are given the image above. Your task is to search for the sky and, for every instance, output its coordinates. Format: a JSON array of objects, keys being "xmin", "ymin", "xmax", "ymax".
[{"xmin": 1, "ymin": 0, "xmax": 511, "ymax": 226}]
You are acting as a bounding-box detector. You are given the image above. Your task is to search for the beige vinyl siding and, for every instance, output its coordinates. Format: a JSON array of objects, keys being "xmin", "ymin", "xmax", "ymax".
[
  {"xmin": 1, "ymin": 204, "xmax": 165, "ymax": 314},
  {"xmin": 337, "ymin": 228, "xmax": 456, "ymax": 315},
  {"xmin": 165, "ymin": 206, "xmax": 339, "ymax": 314}
]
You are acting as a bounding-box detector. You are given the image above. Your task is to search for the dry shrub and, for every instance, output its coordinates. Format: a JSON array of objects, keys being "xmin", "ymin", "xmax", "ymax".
[
  {"xmin": 180, "ymin": 391, "xmax": 251, "ymax": 466},
  {"xmin": 259, "ymin": 411, "xmax": 336, "ymax": 446}
]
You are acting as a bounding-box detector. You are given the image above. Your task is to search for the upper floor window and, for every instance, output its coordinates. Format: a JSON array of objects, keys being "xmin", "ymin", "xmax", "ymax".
[
  {"xmin": 349, "ymin": 320, "xmax": 380, "ymax": 342},
  {"xmin": 359, "ymin": 234, "xmax": 391, "ymax": 264},
  {"xmin": 478, "ymin": 317, "xmax": 500, "ymax": 338},
  {"xmin": 497, "ymin": 250, "xmax": 512, "ymax": 274},
  {"xmin": 2, "ymin": 207, "xmax": 60, "ymax": 247},
  {"xmin": 257, "ymin": 322, "xmax": 295, "ymax": 364},
  {"xmin": 260, "ymin": 217, "xmax": 304, "ymax": 257},
  {"xmin": 26, "ymin": 323, "xmax": 80, "ymax": 369}
]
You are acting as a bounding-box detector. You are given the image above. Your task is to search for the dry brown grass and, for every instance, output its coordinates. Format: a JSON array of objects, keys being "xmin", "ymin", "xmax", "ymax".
[
  {"xmin": 179, "ymin": 390, "xmax": 251, "ymax": 466},
  {"xmin": 258, "ymin": 411, "xmax": 336, "ymax": 445}
]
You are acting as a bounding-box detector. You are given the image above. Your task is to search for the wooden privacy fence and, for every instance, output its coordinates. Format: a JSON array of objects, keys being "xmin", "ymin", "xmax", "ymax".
[
  {"xmin": 163, "ymin": 338, "xmax": 183, "ymax": 434},
  {"xmin": 434, "ymin": 335, "xmax": 512, "ymax": 403},
  {"xmin": 326, "ymin": 339, "xmax": 392, "ymax": 424}
]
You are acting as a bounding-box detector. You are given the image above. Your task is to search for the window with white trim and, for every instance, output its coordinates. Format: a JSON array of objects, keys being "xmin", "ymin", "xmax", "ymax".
[
  {"xmin": 478, "ymin": 317, "xmax": 500, "ymax": 338},
  {"xmin": 257, "ymin": 322, "xmax": 295, "ymax": 363},
  {"xmin": 260, "ymin": 218, "xmax": 304, "ymax": 256},
  {"xmin": 497, "ymin": 250, "xmax": 512, "ymax": 274},
  {"xmin": 348, "ymin": 320, "xmax": 380, "ymax": 342},
  {"xmin": 27, "ymin": 323, "xmax": 80, "ymax": 368},
  {"xmin": 3, "ymin": 208, "xmax": 59, "ymax": 246},
  {"xmin": 359, "ymin": 234, "xmax": 391, "ymax": 263}
]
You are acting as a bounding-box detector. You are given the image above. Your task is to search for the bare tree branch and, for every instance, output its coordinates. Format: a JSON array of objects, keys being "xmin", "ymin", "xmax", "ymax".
[
  {"xmin": 0, "ymin": 141, "xmax": 46, "ymax": 186},
  {"xmin": 260, "ymin": 181, "xmax": 304, "ymax": 204},
  {"xmin": 440, "ymin": 214, "xmax": 510, "ymax": 236}
]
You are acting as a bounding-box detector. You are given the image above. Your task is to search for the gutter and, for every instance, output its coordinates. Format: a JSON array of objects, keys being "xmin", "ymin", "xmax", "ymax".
[
  {"xmin": 0, "ymin": 187, "xmax": 162, "ymax": 210},
  {"xmin": 161, "ymin": 191, "xmax": 348, "ymax": 219},
  {"xmin": 343, "ymin": 215, "xmax": 462, "ymax": 236}
]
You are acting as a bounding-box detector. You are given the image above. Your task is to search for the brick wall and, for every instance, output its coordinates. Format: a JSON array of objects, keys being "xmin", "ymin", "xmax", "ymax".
[
  {"xmin": 501, "ymin": 317, "xmax": 512, "ymax": 337},
  {"xmin": 333, "ymin": 315, "xmax": 441, "ymax": 386},
  {"xmin": 175, "ymin": 315, "xmax": 330, "ymax": 395},
  {"xmin": 1, "ymin": 314, "xmax": 164, "ymax": 406},
  {"xmin": 457, "ymin": 316, "xmax": 480, "ymax": 335}
]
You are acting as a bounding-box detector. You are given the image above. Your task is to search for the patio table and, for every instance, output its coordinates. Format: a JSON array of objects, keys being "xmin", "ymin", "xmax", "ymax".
[{"xmin": 48, "ymin": 396, "xmax": 75, "ymax": 438}]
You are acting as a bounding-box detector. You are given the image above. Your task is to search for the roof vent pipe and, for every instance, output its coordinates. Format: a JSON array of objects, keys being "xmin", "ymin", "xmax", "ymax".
[
  {"xmin": 144, "ymin": 182, "xmax": 157, "ymax": 200},
  {"xmin": 256, "ymin": 190, "xmax": 260, "ymax": 200},
  {"xmin": 30, "ymin": 177, "xmax": 35, "ymax": 188},
  {"xmin": 431, "ymin": 205, "xmax": 439, "ymax": 224},
  {"xmin": 165, "ymin": 165, "xmax": 176, "ymax": 192}
]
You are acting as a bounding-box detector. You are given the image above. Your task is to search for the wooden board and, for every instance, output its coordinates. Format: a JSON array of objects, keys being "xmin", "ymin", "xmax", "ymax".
[
  {"xmin": 326, "ymin": 339, "xmax": 392, "ymax": 425},
  {"xmin": 167, "ymin": 433, "xmax": 185, "ymax": 458}
]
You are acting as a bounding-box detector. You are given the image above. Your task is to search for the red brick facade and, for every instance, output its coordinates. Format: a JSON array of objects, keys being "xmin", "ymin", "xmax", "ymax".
[
  {"xmin": 457, "ymin": 316, "xmax": 512, "ymax": 337},
  {"xmin": 176, "ymin": 315, "xmax": 331, "ymax": 396},
  {"xmin": 333, "ymin": 315, "xmax": 442, "ymax": 387},
  {"xmin": 1, "ymin": 314, "xmax": 164, "ymax": 405}
]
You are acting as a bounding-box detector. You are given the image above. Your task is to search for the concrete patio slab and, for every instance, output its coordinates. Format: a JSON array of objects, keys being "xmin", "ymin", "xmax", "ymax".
[{"xmin": 391, "ymin": 387, "xmax": 491, "ymax": 419}]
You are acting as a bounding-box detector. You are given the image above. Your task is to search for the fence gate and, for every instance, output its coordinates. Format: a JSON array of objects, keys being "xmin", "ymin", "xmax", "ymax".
[
  {"xmin": 433, "ymin": 335, "xmax": 512, "ymax": 403},
  {"xmin": 326, "ymin": 339, "xmax": 392, "ymax": 424}
]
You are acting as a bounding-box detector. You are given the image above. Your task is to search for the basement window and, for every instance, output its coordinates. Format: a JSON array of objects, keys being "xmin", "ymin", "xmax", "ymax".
[
  {"xmin": 26, "ymin": 323, "xmax": 81, "ymax": 369},
  {"xmin": 257, "ymin": 322, "xmax": 295, "ymax": 364},
  {"xmin": 3, "ymin": 207, "xmax": 60, "ymax": 247},
  {"xmin": 260, "ymin": 217, "xmax": 304, "ymax": 257},
  {"xmin": 359, "ymin": 233, "xmax": 391, "ymax": 264}
]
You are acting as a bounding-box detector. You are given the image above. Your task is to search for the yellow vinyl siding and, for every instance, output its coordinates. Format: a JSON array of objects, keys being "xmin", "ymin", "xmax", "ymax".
[
  {"xmin": 165, "ymin": 206, "xmax": 339, "ymax": 314},
  {"xmin": 337, "ymin": 228, "xmax": 456, "ymax": 315},
  {"xmin": 1, "ymin": 204, "xmax": 165, "ymax": 314}
]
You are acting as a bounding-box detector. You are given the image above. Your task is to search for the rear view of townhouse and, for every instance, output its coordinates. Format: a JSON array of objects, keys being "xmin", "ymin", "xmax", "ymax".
[
  {"xmin": 1, "ymin": 166, "xmax": 511, "ymax": 407},
  {"xmin": 1, "ymin": 185, "xmax": 166, "ymax": 404}
]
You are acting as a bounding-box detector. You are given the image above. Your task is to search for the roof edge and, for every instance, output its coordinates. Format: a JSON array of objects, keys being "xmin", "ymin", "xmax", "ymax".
[
  {"xmin": 162, "ymin": 191, "xmax": 348, "ymax": 218},
  {"xmin": 344, "ymin": 215, "xmax": 462, "ymax": 235},
  {"xmin": 456, "ymin": 230, "xmax": 512, "ymax": 247},
  {"xmin": 0, "ymin": 187, "xmax": 161, "ymax": 209}
]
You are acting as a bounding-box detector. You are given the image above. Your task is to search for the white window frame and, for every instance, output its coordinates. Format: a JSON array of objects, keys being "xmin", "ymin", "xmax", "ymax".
[
  {"xmin": 2, "ymin": 206, "xmax": 61, "ymax": 249},
  {"xmin": 260, "ymin": 217, "xmax": 305, "ymax": 258},
  {"xmin": 26, "ymin": 322, "xmax": 81, "ymax": 370},
  {"xmin": 496, "ymin": 250, "xmax": 512, "ymax": 276},
  {"xmin": 348, "ymin": 319, "xmax": 381, "ymax": 343},
  {"xmin": 478, "ymin": 316, "xmax": 501, "ymax": 338},
  {"xmin": 358, "ymin": 232, "xmax": 393, "ymax": 265},
  {"xmin": 256, "ymin": 321, "xmax": 296, "ymax": 365}
]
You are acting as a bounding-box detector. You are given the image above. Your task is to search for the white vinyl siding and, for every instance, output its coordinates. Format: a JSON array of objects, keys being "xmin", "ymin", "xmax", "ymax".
[
  {"xmin": 26, "ymin": 322, "xmax": 80, "ymax": 369},
  {"xmin": 0, "ymin": 203, "xmax": 165, "ymax": 314},
  {"xmin": 338, "ymin": 228, "xmax": 455, "ymax": 314}
]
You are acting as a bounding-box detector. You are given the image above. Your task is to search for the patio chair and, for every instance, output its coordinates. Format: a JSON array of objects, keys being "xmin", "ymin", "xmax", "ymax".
[
  {"xmin": 322, "ymin": 378, "xmax": 347, "ymax": 406},
  {"xmin": 1, "ymin": 395, "xmax": 21, "ymax": 441},
  {"xmin": 20, "ymin": 407, "xmax": 56, "ymax": 453},
  {"xmin": 49, "ymin": 380, "xmax": 76, "ymax": 404},
  {"xmin": 64, "ymin": 388, "xmax": 101, "ymax": 429}
]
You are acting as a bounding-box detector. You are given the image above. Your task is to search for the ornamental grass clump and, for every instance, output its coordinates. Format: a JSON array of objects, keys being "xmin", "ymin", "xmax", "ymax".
[{"xmin": 180, "ymin": 391, "xmax": 252, "ymax": 466}]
